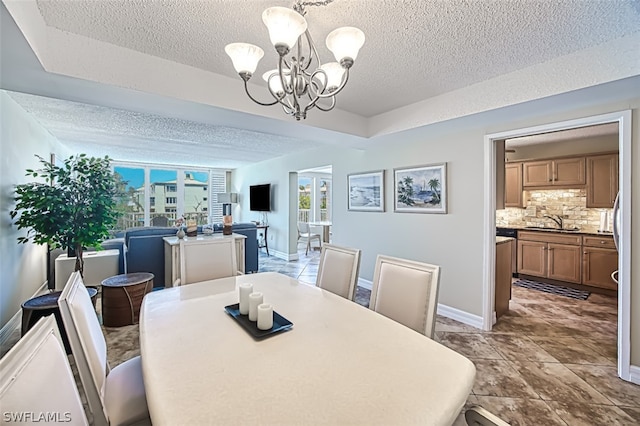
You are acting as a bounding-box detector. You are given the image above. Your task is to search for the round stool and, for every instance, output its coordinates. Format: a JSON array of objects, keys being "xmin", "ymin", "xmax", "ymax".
[
  {"xmin": 101, "ymin": 273, "xmax": 154, "ymax": 327},
  {"xmin": 21, "ymin": 288, "xmax": 98, "ymax": 354}
]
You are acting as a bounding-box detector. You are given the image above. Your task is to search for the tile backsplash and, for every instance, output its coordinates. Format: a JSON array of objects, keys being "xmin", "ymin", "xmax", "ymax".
[{"xmin": 497, "ymin": 188, "xmax": 612, "ymax": 232}]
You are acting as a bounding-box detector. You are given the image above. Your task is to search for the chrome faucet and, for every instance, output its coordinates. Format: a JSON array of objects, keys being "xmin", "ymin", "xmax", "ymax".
[{"xmin": 544, "ymin": 214, "xmax": 563, "ymax": 229}]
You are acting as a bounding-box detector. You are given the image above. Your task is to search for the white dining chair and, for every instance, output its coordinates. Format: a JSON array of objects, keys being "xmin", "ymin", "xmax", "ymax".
[
  {"xmin": 0, "ymin": 316, "xmax": 89, "ymax": 425},
  {"xmin": 175, "ymin": 237, "xmax": 238, "ymax": 286},
  {"xmin": 58, "ymin": 272, "xmax": 150, "ymax": 426},
  {"xmin": 316, "ymin": 243, "xmax": 361, "ymax": 300},
  {"xmin": 369, "ymin": 255, "xmax": 441, "ymax": 338},
  {"xmin": 297, "ymin": 221, "xmax": 321, "ymax": 255}
]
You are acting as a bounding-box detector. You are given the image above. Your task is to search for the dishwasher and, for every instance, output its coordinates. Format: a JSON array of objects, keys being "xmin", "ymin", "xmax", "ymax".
[{"xmin": 496, "ymin": 227, "xmax": 518, "ymax": 277}]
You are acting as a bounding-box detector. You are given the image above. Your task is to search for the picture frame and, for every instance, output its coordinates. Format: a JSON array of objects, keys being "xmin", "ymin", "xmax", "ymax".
[
  {"xmin": 347, "ymin": 170, "xmax": 385, "ymax": 212},
  {"xmin": 394, "ymin": 163, "xmax": 447, "ymax": 214}
]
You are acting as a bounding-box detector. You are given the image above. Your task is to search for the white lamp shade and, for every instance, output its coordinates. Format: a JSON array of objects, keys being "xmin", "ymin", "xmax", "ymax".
[
  {"xmin": 317, "ymin": 62, "xmax": 345, "ymax": 91},
  {"xmin": 326, "ymin": 26, "xmax": 365, "ymax": 62},
  {"xmin": 225, "ymin": 43, "xmax": 264, "ymax": 74},
  {"xmin": 262, "ymin": 7, "xmax": 307, "ymax": 49},
  {"xmin": 262, "ymin": 70, "xmax": 290, "ymax": 94}
]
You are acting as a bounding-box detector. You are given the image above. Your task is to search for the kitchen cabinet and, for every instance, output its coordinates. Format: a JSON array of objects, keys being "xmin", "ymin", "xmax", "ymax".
[
  {"xmin": 586, "ymin": 153, "xmax": 618, "ymax": 208},
  {"xmin": 582, "ymin": 235, "xmax": 618, "ymax": 290},
  {"xmin": 522, "ymin": 157, "xmax": 585, "ymax": 188},
  {"xmin": 504, "ymin": 162, "xmax": 523, "ymax": 207},
  {"xmin": 517, "ymin": 231, "xmax": 582, "ymax": 283}
]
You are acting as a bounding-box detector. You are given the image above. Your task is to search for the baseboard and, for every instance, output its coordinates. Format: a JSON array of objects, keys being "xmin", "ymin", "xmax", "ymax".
[
  {"xmin": 0, "ymin": 280, "xmax": 48, "ymax": 348},
  {"xmin": 358, "ymin": 277, "xmax": 372, "ymax": 291},
  {"xmin": 269, "ymin": 249, "xmax": 298, "ymax": 262},
  {"xmin": 437, "ymin": 304, "xmax": 484, "ymax": 330},
  {"xmin": 629, "ymin": 365, "xmax": 640, "ymax": 385}
]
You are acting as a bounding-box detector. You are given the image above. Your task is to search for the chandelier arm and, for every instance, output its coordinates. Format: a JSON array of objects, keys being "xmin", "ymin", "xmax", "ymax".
[
  {"xmin": 299, "ymin": 30, "xmax": 318, "ymax": 72},
  {"xmin": 314, "ymin": 68, "xmax": 350, "ymax": 99},
  {"xmin": 242, "ymin": 80, "xmax": 281, "ymax": 107},
  {"xmin": 314, "ymin": 97, "xmax": 336, "ymax": 112},
  {"xmin": 277, "ymin": 56, "xmax": 296, "ymax": 96}
]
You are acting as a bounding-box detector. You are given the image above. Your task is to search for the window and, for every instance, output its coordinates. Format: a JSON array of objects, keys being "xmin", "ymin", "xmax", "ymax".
[
  {"xmin": 184, "ymin": 171, "xmax": 209, "ymax": 225},
  {"xmin": 112, "ymin": 164, "xmax": 226, "ymax": 230},
  {"xmin": 113, "ymin": 166, "xmax": 145, "ymax": 230}
]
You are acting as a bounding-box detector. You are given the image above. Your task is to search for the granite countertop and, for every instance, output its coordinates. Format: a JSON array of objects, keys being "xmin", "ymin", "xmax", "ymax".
[
  {"xmin": 501, "ymin": 225, "xmax": 613, "ymax": 237},
  {"xmin": 496, "ymin": 236, "xmax": 515, "ymax": 244}
]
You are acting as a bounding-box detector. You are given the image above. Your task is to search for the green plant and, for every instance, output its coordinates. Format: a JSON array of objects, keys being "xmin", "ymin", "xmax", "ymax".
[{"xmin": 10, "ymin": 154, "xmax": 120, "ymax": 276}]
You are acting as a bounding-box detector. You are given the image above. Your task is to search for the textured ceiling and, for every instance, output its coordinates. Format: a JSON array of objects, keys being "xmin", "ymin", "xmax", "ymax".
[
  {"xmin": 33, "ymin": 0, "xmax": 640, "ymax": 117},
  {"xmin": 2, "ymin": 0, "xmax": 639, "ymax": 168}
]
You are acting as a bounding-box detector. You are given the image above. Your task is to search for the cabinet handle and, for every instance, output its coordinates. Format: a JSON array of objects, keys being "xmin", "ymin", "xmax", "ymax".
[
  {"xmin": 584, "ymin": 251, "xmax": 588, "ymax": 254},
  {"xmin": 600, "ymin": 241, "xmax": 606, "ymax": 244}
]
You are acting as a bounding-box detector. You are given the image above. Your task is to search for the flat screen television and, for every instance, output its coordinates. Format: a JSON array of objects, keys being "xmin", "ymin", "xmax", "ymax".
[{"xmin": 250, "ymin": 184, "xmax": 271, "ymax": 211}]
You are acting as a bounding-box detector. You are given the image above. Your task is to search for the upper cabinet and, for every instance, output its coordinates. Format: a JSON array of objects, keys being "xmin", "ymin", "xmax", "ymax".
[
  {"xmin": 586, "ymin": 153, "xmax": 619, "ymax": 208},
  {"xmin": 504, "ymin": 162, "xmax": 523, "ymax": 207},
  {"xmin": 522, "ymin": 157, "xmax": 585, "ymax": 188}
]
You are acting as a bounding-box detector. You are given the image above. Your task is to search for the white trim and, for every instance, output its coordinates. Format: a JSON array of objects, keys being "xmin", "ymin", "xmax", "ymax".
[
  {"xmin": 437, "ymin": 304, "xmax": 484, "ymax": 330},
  {"xmin": 358, "ymin": 277, "xmax": 372, "ymax": 291},
  {"xmin": 270, "ymin": 249, "xmax": 298, "ymax": 262},
  {"xmin": 629, "ymin": 365, "xmax": 640, "ymax": 386},
  {"xmin": 0, "ymin": 281, "xmax": 48, "ymax": 348},
  {"xmin": 483, "ymin": 110, "xmax": 633, "ymax": 382}
]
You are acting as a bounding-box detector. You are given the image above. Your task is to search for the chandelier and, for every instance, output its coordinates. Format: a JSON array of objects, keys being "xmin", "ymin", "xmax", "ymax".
[{"xmin": 225, "ymin": 0, "xmax": 365, "ymax": 121}]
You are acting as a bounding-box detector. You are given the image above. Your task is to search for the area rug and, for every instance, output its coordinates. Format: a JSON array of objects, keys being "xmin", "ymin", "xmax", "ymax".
[{"xmin": 513, "ymin": 279, "xmax": 590, "ymax": 300}]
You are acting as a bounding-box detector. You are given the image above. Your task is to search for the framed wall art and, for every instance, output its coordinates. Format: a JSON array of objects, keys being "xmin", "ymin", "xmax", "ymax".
[
  {"xmin": 348, "ymin": 170, "xmax": 385, "ymax": 212},
  {"xmin": 394, "ymin": 163, "xmax": 447, "ymax": 213}
]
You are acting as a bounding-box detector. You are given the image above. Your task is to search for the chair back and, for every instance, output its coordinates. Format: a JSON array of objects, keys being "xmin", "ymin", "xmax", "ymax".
[
  {"xmin": 0, "ymin": 316, "xmax": 88, "ymax": 425},
  {"xmin": 179, "ymin": 237, "xmax": 237, "ymax": 285},
  {"xmin": 297, "ymin": 221, "xmax": 310, "ymax": 235},
  {"xmin": 369, "ymin": 255, "xmax": 441, "ymax": 338},
  {"xmin": 58, "ymin": 272, "xmax": 110, "ymax": 425},
  {"xmin": 316, "ymin": 244, "xmax": 361, "ymax": 300}
]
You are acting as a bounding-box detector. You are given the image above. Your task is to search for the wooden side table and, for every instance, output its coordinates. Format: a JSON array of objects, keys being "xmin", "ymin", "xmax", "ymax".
[
  {"xmin": 256, "ymin": 225, "xmax": 269, "ymax": 256},
  {"xmin": 101, "ymin": 272, "xmax": 154, "ymax": 327},
  {"xmin": 21, "ymin": 288, "xmax": 98, "ymax": 354}
]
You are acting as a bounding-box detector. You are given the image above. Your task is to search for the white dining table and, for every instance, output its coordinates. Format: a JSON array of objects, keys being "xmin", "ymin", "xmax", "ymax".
[
  {"xmin": 308, "ymin": 221, "xmax": 331, "ymax": 243},
  {"xmin": 139, "ymin": 272, "xmax": 475, "ymax": 425}
]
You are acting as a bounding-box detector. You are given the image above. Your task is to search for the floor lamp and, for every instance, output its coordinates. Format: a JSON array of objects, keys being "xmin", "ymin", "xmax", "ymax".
[{"xmin": 217, "ymin": 193, "xmax": 239, "ymax": 235}]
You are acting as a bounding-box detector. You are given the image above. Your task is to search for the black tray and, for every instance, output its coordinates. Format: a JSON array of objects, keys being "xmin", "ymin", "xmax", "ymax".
[{"xmin": 224, "ymin": 303, "xmax": 293, "ymax": 338}]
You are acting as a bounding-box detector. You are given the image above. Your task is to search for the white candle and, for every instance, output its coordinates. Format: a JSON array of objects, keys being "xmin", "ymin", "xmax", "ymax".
[
  {"xmin": 238, "ymin": 283, "xmax": 253, "ymax": 315},
  {"xmin": 248, "ymin": 292, "xmax": 263, "ymax": 321},
  {"xmin": 257, "ymin": 303, "xmax": 274, "ymax": 330}
]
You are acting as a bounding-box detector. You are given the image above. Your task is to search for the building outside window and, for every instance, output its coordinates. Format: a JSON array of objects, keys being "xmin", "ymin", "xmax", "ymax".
[{"xmin": 113, "ymin": 164, "xmax": 226, "ymax": 230}]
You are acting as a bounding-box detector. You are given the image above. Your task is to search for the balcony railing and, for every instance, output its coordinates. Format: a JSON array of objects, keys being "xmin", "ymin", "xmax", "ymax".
[
  {"xmin": 297, "ymin": 209, "xmax": 329, "ymax": 223},
  {"xmin": 115, "ymin": 211, "xmax": 209, "ymax": 230}
]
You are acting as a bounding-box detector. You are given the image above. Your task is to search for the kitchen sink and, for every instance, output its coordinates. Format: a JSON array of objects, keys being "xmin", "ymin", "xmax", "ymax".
[{"xmin": 523, "ymin": 226, "xmax": 581, "ymax": 232}]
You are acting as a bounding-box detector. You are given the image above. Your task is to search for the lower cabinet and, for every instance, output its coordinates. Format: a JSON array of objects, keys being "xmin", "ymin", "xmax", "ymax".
[
  {"xmin": 517, "ymin": 231, "xmax": 581, "ymax": 284},
  {"xmin": 582, "ymin": 235, "xmax": 618, "ymax": 290},
  {"xmin": 517, "ymin": 231, "xmax": 618, "ymax": 290}
]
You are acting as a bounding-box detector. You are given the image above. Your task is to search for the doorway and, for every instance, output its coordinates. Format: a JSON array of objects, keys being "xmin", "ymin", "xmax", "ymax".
[{"xmin": 483, "ymin": 110, "xmax": 633, "ymax": 382}]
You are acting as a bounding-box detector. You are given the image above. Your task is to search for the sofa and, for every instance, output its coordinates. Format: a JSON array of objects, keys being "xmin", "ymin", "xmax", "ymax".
[{"xmin": 122, "ymin": 223, "xmax": 258, "ymax": 289}]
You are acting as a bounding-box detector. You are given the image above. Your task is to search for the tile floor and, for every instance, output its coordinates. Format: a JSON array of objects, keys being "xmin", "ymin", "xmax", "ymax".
[
  {"xmin": 261, "ymin": 246, "xmax": 640, "ymax": 425},
  {"xmin": 3, "ymin": 244, "xmax": 639, "ymax": 425}
]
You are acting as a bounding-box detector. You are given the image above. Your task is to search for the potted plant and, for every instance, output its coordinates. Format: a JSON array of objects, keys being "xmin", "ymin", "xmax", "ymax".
[{"xmin": 10, "ymin": 154, "xmax": 120, "ymax": 278}]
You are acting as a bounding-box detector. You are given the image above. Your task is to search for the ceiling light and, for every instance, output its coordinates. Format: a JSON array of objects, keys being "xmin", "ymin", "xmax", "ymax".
[{"xmin": 225, "ymin": 0, "xmax": 365, "ymax": 121}]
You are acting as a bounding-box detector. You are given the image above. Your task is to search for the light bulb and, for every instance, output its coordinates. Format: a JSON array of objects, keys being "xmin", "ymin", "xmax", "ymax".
[
  {"xmin": 225, "ymin": 43, "xmax": 264, "ymax": 76},
  {"xmin": 262, "ymin": 7, "xmax": 307, "ymax": 53},
  {"xmin": 326, "ymin": 27, "xmax": 365, "ymax": 66}
]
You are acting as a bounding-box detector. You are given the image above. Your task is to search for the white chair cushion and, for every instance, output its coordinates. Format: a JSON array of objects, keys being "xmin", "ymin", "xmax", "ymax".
[
  {"xmin": 104, "ymin": 356, "xmax": 150, "ymax": 426},
  {"xmin": 374, "ymin": 262, "xmax": 433, "ymax": 333}
]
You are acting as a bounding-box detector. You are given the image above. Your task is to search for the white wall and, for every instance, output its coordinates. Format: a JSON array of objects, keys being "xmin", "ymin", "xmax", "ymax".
[
  {"xmin": 233, "ymin": 94, "xmax": 640, "ymax": 366},
  {"xmin": 0, "ymin": 91, "xmax": 69, "ymax": 329}
]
